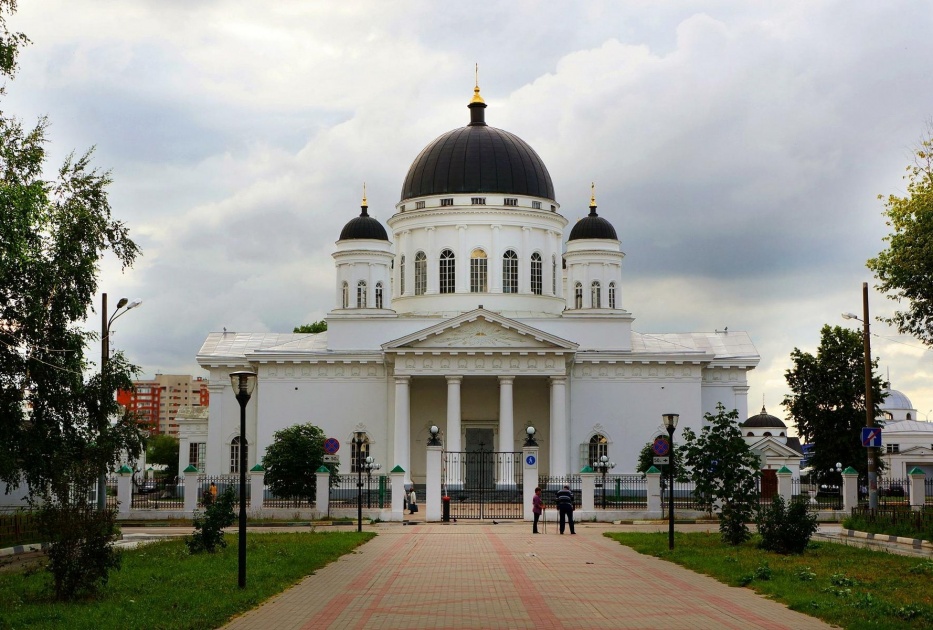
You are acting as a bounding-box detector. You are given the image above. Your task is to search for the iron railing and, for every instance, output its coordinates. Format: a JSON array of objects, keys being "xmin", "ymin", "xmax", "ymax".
[
  {"xmin": 196, "ymin": 474, "xmax": 244, "ymax": 508},
  {"xmin": 329, "ymin": 474, "xmax": 389, "ymax": 509},
  {"xmin": 131, "ymin": 475, "xmax": 185, "ymax": 510}
]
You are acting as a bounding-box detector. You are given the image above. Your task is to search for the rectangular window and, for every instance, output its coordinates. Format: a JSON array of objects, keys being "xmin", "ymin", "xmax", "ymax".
[
  {"xmin": 886, "ymin": 444, "xmax": 900, "ymax": 454},
  {"xmin": 399, "ymin": 204, "xmax": 406, "ymax": 212},
  {"xmin": 504, "ymin": 198, "xmax": 518, "ymax": 206},
  {"xmin": 415, "ymin": 201, "xmax": 425, "ymax": 209},
  {"xmin": 441, "ymin": 198, "xmax": 454, "ymax": 206},
  {"xmin": 550, "ymin": 205, "xmax": 556, "ymax": 212},
  {"xmin": 471, "ymin": 197, "xmax": 486, "ymax": 205},
  {"xmin": 532, "ymin": 201, "xmax": 542, "ymax": 210},
  {"xmin": 189, "ymin": 442, "xmax": 206, "ymax": 472},
  {"xmin": 470, "ymin": 256, "xmax": 488, "ymax": 293}
]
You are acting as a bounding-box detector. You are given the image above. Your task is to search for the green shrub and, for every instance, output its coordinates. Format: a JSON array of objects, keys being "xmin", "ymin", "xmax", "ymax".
[
  {"xmin": 37, "ymin": 501, "xmax": 122, "ymax": 600},
  {"xmin": 719, "ymin": 501, "xmax": 754, "ymax": 545},
  {"xmin": 186, "ymin": 487, "xmax": 236, "ymax": 553},
  {"xmin": 757, "ymin": 496, "xmax": 818, "ymax": 554}
]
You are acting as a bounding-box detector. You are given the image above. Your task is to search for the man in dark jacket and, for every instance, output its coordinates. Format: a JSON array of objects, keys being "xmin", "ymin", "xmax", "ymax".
[{"xmin": 555, "ymin": 485, "xmax": 576, "ymax": 534}]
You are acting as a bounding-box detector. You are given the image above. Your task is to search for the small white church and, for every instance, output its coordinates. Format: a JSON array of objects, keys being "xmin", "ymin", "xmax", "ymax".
[{"xmin": 184, "ymin": 83, "xmax": 760, "ymax": 484}]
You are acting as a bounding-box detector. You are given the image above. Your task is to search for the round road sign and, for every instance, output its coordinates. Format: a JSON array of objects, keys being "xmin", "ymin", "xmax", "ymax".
[{"xmin": 324, "ymin": 438, "xmax": 340, "ymax": 454}]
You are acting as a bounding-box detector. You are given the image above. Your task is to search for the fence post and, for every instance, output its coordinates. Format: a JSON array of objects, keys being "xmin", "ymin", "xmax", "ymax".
[
  {"xmin": 580, "ymin": 467, "xmax": 596, "ymax": 514},
  {"xmin": 646, "ymin": 467, "xmax": 662, "ymax": 516},
  {"xmin": 117, "ymin": 465, "xmax": 133, "ymax": 515},
  {"xmin": 315, "ymin": 467, "xmax": 330, "ymax": 518},
  {"xmin": 909, "ymin": 468, "xmax": 926, "ymax": 511},
  {"xmin": 249, "ymin": 465, "xmax": 265, "ymax": 512},
  {"xmin": 776, "ymin": 466, "xmax": 793, "ymax": 504},
  {"xmin": 183, "ymin": 466, "xmax": 200, "ymax": 513},
  {"xmin": 390, "ymin": 466, "xmax": 406, "ymax": 520},
  {"xmin": 522, "ymin": 446, "xmax": 539, "ymax": 523},
  {"xmin": 426, "ymin": 445, "xmax": 442, "ymax": 521},
  {"xmin": 842, "ymin": 466, "xmax": 859, "ymax": 513}
]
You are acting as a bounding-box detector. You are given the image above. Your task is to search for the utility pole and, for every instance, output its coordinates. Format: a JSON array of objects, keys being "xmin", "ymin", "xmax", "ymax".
[{"xmin": 862, "ymin": 282, "xmax": 878, "ymax": 510}]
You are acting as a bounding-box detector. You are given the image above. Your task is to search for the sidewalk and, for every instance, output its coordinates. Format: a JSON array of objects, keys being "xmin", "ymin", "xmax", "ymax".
[{"xmin": 223, "ymin": 520, "xmax": 835, "ymax": 630}]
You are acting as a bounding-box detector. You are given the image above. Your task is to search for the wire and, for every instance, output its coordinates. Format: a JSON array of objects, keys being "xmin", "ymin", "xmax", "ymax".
[{"xmin": 0, "ymin": 336, "xmax": 86, "ymax": 375}]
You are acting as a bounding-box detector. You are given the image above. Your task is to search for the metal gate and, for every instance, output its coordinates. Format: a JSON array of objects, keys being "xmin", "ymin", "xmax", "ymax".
[{"xmin": 444, "ymin": 451, "xmax": 524, "ymax": 519}]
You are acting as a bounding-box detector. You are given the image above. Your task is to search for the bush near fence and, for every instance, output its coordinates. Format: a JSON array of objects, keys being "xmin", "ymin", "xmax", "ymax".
[
  {"xmin": 0, "ymin": 511, "xmax": 39, "ymax": 547},
  {"xmin": 844, "ymin": 505, "xmax": 933, "ymax": 542}
]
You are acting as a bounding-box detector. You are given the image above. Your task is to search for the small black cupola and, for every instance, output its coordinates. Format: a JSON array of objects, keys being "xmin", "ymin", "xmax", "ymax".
[
  {"xmin": 339, "ymin": 185, "xmax": 389, "ymax": 241},
  {"xmin": 567, "ymin": 183, "xmax": 618, "ymax": 241}
]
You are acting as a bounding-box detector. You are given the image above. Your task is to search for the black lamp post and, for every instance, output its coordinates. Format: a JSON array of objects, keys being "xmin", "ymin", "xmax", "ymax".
[
  {"xmin": 99, "ymin": 293, "xmax": 142, "ymax": 510},
  {"xmin": 662, "ymin": 413, "xmax": 679, "ymax": 550},
  {"xmin": 364, "ymin": 456, "xmax": 381, "ymax": 508},
  {"xmin": 352, "ymin": 432, "xmax": 365, "ymax": 532},
  {"xmin": 229, "ymin": 370, "xmax": 257, "ymax": 589},
  {"xmin": 594, "ymin": 454, "xmax": 615, "ymax": 508},
  {"xmin": 524, "ymin": 426, "xmax": 537, "ymax": 447}
]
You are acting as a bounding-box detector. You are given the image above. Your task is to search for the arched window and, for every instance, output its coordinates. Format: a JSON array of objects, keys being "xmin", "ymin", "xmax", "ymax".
[
  {"xmin": 375, "ymin": 282, "xmax": 383, "ymax": 309},
  {"xmin": 591, "ymin": 281, "xmax": 601, "ymax": 308},
  {"xmin": 502, "ymin": 250, "xmax": 518, "ymax": 293},
  {"xmin": 552, "ymin": 255, "xmax": 557, "ymax": 295},
  {"xmin": 470, "ymin": 249, "xmax": 487, "ymax": 293},
  {"xmin": 608, "ymin": 282, "xmax": 616, "ymax": 309},
  {"xmin": 351, "ymin": 433, "xmax": 370, "ymax": 473},
  {"xmin": 907, "ymin": 413, "xmax": 912, "ymax": 420},
  {"xmin": 588, "ymin": 434, "xmax": 608, "ymax": 468},
  {"xmin": 357, "ymin": 280, "xmax": 367, "ymax": 308},
  {"xmin": 530, "ymin": 253, "xmax": 542, "ymax": 295},
  {"xmin": 439, "ymin": 249, "xmax": 455, "ymax": 294},
  {"xmin": 414, "ymin": 251, "xmax": 427, "ymax": 295},
  {"xmin": 230, "ymin": 436, "xmax": 248, "ymax": 474},
  {"xmin": 574, "ymin": 282, "xmax": 583, "ymax": 309},
  {"xmin": 341, "ymin": 281, "xmax": 349, "ymax": 309},
  {"xmin": 763, "ymin": 432, "xmax": 772, "ymax": 437},
  {"xmin": 400, "ymin": 255, "xmax": 406, "ymax": 295},
  {"xmin": 747, "ymin": 432, "xmax": 754, "ymax": 437}
]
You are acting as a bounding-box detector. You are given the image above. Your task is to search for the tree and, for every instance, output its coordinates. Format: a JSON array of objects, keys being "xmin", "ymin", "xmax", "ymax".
[
  {"xmin": 294, "ymin": 320, "xmax": 327, "ymax": 333},
  {"xmin": 262, "ymin": 423, "xmax": 336, "ymax": 504},
  {"xmin": 680, "ymin": 404, "xmax": 761, "ymax": 545},
  {"xmin": 0, "ymin": 1, "xmax": 142, "ymax": 598},
  {"xmin": 867, "ymin": 129, "xmax": 933, "ymax": 345},
  {"xmin": 783, "ymin": 325, "xmax": 886, "ymax": 479},
  {"xmin": 146, "ymin": 434, "xmax": 180, "ymax": 479}
]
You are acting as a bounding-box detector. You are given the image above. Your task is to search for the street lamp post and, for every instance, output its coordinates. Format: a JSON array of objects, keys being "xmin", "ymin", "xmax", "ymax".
[
  {"xmin": 98, "ymin": 293, "xmax": 142, "ymax": 510},
  {"xmin": 842, "ymin": 281, "xmax": 878, "ymax": 510},
  {"xmin": 594, "ymin": 454, "xmax": 615, "ymax": 509},
  {"xmin": 353, "ymin": 432, "xmax": 365, "ymax": 532},
  {"xmin": 662, "ymin": 413, "xmax": 679, "ymax": 550},
  {"xmin": 364, "ymin": 456, "xmax": 381, "ymax": 508},
  {"xmin": 229, "ymin": 370, "xmax": 257, "ymax": 589}
]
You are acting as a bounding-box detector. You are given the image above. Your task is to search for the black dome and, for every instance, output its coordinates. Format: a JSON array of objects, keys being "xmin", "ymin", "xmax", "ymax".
[
  {"xmin": 400, "ymin": 95, "xmax": 555, "ymax": 202},
  {"xmin": 339, "ymin": 204, "xmax": 388, "ymax": 241},
  {"xmin": 568, "ymin": 204, "xmax": 617, "ymax": 241},
  {"xmin": 742, "ymin": 405, "xmax": 787, "ymax": 429}
]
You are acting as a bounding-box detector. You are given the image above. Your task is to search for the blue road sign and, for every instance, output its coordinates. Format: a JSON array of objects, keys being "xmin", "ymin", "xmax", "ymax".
[
  {"xmin": 861, "ymin": 427, "xmax": 882, "ymax": 447},
  {"xmin": 652, "ymin": 437, "xmax": 670, "ymax": 456}
]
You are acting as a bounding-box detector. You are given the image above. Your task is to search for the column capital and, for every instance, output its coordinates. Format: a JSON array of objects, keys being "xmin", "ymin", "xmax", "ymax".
[
  {"xmin": 446, "ymin": 375, "xmax": 463, "ymax": 384},
  {"xmin": 498, "ymin": 375, "xmax": 515, "ymax": 385},
  {"xmin": 394, "ymin": 375, "xmax": 411, "ymax": 385},
  {"xmin": 549, "ymin": 375, "xmax": 568, "ymax": 384}
]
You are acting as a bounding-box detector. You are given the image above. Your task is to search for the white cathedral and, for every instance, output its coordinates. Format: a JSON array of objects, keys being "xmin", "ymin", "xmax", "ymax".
[{"xmin": 185, "ymin": 84, "xmax": 761, "ymax": 484}]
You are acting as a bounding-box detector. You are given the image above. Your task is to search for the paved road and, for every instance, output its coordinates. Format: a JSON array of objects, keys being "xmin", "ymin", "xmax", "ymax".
[{"xmin": 221, "ymin": 520, "xmax": 835, "ymax": 630}]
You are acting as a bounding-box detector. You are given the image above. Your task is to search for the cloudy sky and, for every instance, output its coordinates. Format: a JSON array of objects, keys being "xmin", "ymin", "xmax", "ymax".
[{"xmin": 7, "ymin": 1, "xmax": 933, "ymax": 428}]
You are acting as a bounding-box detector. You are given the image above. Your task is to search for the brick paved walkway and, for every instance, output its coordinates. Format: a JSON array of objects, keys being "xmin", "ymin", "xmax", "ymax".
[{"xmin": 223, "ymin": 521, "xmax": 835, "ymax": 629}]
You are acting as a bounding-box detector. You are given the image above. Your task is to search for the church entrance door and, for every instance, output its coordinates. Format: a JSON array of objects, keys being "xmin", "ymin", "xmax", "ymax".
[
  {"xmin": 465, "ymin": 428, "xmax": 495, "ymax": 490},
  {"xmin": 445, "ymin": 427, "xmax": 523, "ymax": 520}
]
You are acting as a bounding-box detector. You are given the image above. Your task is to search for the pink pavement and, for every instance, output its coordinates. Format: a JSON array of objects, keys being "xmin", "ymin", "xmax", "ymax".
[{"xmin": 222, "ymin": 521, "xmax": 835, "ymax": 630}]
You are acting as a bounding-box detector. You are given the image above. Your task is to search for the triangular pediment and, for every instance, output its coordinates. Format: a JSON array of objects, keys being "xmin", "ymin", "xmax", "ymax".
[
  {"xmin": 383, "ymin": 308, "xmax": 577, "ymax": 351},
  {"xmin": 749, "ymin": 437, "xmax": 802, "ymax": 458},
  {"xmin": 898, "ymin": 445, "xmax": 933, "ymax": 456}
]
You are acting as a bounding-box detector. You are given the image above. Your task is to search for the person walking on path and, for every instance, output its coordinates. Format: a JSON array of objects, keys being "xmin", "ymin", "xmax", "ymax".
[
  {"xmin": 532, "ymin": 487, "xmax": 543, "ymax": 533},
  {"xmin": 408, "ymin": 486, "xmax": 418, "ymax": 514},
  {"xmin": 556, "ymin": 484, "xmax": 575, "ymax": 534}
]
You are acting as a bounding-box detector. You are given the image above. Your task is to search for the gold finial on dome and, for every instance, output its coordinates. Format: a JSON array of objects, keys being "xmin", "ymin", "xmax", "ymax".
[
  {"xmin": 590, "ymin": 182, "xmax": 596, "ymax": 207},
  {"xmin": 471, "ymin": 63, "xmax": 485, "ymax": 104},
  {"xmin": 362, "ymin": 182, "xmax": 368, "ymax": 207}
]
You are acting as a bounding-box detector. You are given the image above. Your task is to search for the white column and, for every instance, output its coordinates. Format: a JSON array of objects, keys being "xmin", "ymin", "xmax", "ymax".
[
  {"xmin": 367, "ymin": 262, "xmax": 374, "ymax": 308},
  {"xmin": 491, "ymin": 225, "xmax": 501, "ymax": 292},
  {"xmin": 498, "ymin": 376, "xmax": 515, "ymax": 488},
  {"xmin": 117, "ymin": 468, "xmax": 133, "ymax": 516},
  {"xmin": 426, "ymin": 445, "xmax": 443, "ymax": 521},
  {"xmin": 315, "ymin": 469, "xmax": 330, "ymax": 518},
  {"xmin": 426, "ymin": 227, "xmax": 437, "ymax": 294},
  {"xmin": 583, "ymin": 263, "xmax": 591, "ymax": 308},
  {"xmin": 520, "ymin": 227, "xmax": 531, "ymax": 293},
  {"xmin": 184, "ymin": 468, "xmax": 200, "ymax": 513},
  {"xmin": 249, "ymin": 468, "xmax": 264, "ymax": 512},
  {"xmin": 390, "ymin": 468, "xmax": 406, "ymax": 521},
  {"xmin": 457, "ymin": 225, "xmax": 468, "ymax": 293},
  {"xmin": 581, "ymin": 472, "xmax": 596, "ymax": 513},
  {"xmin": 646, "ymin": 470, "xmax": 662, "ymax": 515},
  {"xmin": 394, "ymin": 376, "xmax": 411, "ymax": 484},
  {"xmin": 777, "ymin": 468, "xmax": 793, "ymax": 504},
  {"xmin": 549, "ymin": 376, "xmax": 568, "ymax": 477},
  {"xmin": 206, "ymin": 382, "xmax": 226, "ymax": 474},
  {"xmin": 446, "ymin": 376, "xmax": 462, "ymax": 488}
]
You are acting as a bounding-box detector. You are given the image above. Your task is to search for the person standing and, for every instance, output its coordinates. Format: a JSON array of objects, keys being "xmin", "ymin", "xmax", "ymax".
[
  {"xmin": 408, "ymin": 486, "xmax": 418, "ymax": 514},
  {"xmin": 556, "ymin": 484, "xmax": 575, "ymax": 534},
  {"xmin": 532, "ymin": 487, "xmax": 543, "ymax": 533}
]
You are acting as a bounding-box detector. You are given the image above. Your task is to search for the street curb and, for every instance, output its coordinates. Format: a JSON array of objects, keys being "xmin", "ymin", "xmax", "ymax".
[
  {"xmin": 0, "ymin": 542, "xmax": 47, "ymax": 557},
  {"xmin": 840, "ymin": 528, "xmax": 933, "ymax": 552}
]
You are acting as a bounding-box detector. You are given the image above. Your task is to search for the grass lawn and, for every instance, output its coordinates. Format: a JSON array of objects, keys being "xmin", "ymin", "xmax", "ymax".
[
  {"xmin": 0, "ymin": 531, "xmax": 374, "ymax": 630},
  {"xmin": 607, "ymin": 531, "xmax": 933, "ymax": 630}
]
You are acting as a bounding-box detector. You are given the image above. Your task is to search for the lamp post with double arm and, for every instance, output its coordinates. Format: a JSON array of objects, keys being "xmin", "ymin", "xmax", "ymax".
[{"xmin": 662, "ymin": 413, "xmax": 679, "ymax": 550}]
